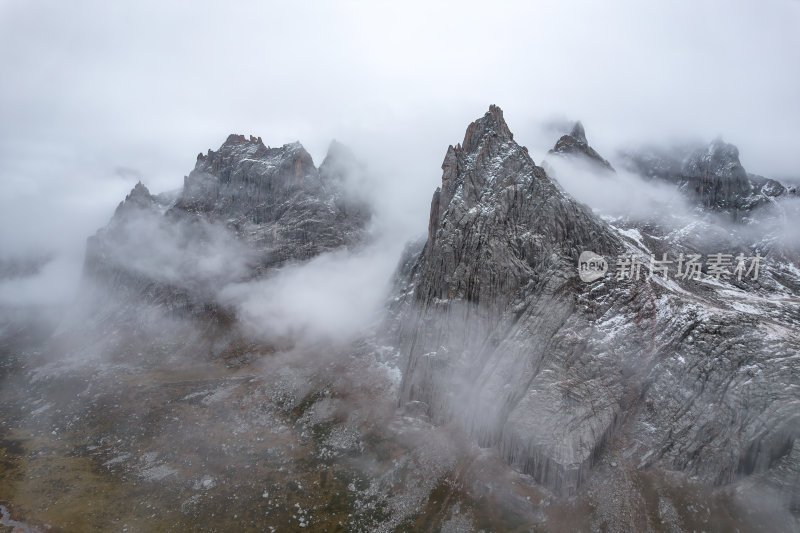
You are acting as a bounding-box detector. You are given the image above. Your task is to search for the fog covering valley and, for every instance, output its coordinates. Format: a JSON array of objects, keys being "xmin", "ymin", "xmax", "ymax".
[{"xmin": 2, "ymin": 2, "xmax": 800, "ymax": 532}]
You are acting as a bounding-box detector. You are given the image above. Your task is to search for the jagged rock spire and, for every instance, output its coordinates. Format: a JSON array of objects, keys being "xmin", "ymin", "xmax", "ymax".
[
  {"xmin": 128, "ymin": 181, "xmax": 151, "ymax": 199},
  {"xmin": 460, "ymin": 104, "xmax": 514, "ymax": 153},
  {"xmin": 434, "ymin": 105, "xmax": 531, "ymax": 219},
  {"xmin": 111, "ymin": 181, "xmax": 156, "ymax": 220},
  {"xmin": 549, "ymin": 121, "xmax": 614, "ymax": 172},
  {"xmin": 570, "ymin": 121, "xmax": 587, "ymax": 145},
  {"xmin": 396, "ymin": 106, "xmax": 623, "ymax": 494}
]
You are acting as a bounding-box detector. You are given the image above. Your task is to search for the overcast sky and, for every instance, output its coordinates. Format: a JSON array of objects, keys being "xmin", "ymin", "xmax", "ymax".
[{"xmin": 1, "ymin": 0, "xmax": 799, "ymax": 302}]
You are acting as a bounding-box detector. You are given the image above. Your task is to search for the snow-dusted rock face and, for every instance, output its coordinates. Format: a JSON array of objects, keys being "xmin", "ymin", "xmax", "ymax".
[{"xmin": 392, "ymin": 106, "xmax": 800, "ymax": 499}]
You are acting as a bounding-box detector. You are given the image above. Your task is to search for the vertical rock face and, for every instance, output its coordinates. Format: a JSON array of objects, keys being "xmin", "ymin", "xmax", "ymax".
[
  {"xmin": 549, "ymin": 121, "xmax": 615, "ymax": 171},
  {"xmin": 394, "ymin": 105, "xmax": 628, "ymax": 494}
]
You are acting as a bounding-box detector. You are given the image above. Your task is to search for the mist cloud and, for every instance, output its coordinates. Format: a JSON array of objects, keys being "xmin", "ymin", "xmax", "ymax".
[
  {"xmin": 542, "ymin": 154, "xmax": 697, "ymax": 223},
  {"xmin": 220, "ymin": 240, "xmax": 402, "ymax": 349}
]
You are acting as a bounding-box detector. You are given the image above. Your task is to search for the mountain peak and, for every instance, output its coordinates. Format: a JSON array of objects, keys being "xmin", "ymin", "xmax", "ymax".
[
  {"xmin": 129, "ymin": 180, "xmax": 150, "ymax": 197},
  {"xmin": 324, "ymin": 139, "xmax": 350, "ymax": 156},
  {"xmin": 220, "ymin": 133, "xmax": 264, "ymax": 147},
  {"xmin": 319, "ymin": 140, "xmax": 372, "ymax": 223},
  {"xmin": 224, "ymin": 133, "xmax": 247, "ymax": 146},
  {"xmin": 320, "ymin": 140, "xmax": 357, "ymax": 176},
  {"xmin": 119, "ymin": 181, "xmax": 154, "ymax": 209},
  {"xmin": 397, "ymin": 107, "xmax": 623, "ymax": 493},
  {"xmin": 105, "ymin": 181, "xmax": 158, "ymax": 230},
  {"xmin": 433, "ymin": 105, "xmax": 537, "ymax": 218},
  {"xmin": 680, "ymin": 137, "xmax": 751, "ymax": 212},
  {"xmin": 707, "ymin": 137, "xmax": 740, "ymax": 161},
  {"xmin": 570, "ymin": 121, "xmax": 587, "ymax": 145},
  {"xmin": 684, "ymin": 138, "xmax": 747, "ymax": 181},
  {"xmin": 427, "ymin": 107, "xmax": 618, "ymax": 259},
  {"xmin": 461, "ymin": 104, "xmax": 514, "ymax": 153},
  {"xmin": 549, "ymin": 121, "xmax": 614, "ymax": 171}
]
